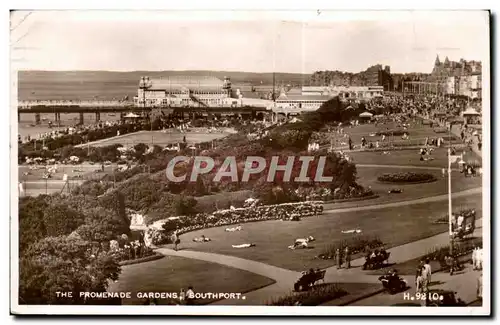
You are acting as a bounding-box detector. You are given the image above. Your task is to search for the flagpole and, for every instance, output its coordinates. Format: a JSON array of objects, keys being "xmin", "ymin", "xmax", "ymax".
[{"xmin": 448, "ymin": 144, "xmax": 453, "ymax": 256}]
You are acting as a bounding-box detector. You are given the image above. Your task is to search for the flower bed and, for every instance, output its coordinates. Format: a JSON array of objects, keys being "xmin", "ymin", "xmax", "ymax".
[
  {"xmin": 295, "ymin": 186, "xmax": 374, "ymax": 202},
  {"xmin": 324, "ymin": 193, "xmax": 379, "ymax": 204},
  {"xmin": 110, "ymin": 238, "xmax": 157, "ymax": 263},
  {"xmin": 267, "ymin": 284, "xmax": 347, "ymax": 306},
  {"xmin": 318, "ymin": 235, "xmax": 383, "ymax": 259},
  {"xmin": 423, "ymin": 237, "xmax": 482, "ymax": 269},
  {"xmin": 434, "ymin": 208, "xmax": 476, "ymax": 224},
  {"xmin": 145, "ymin": 201, "xmax": 324, "ymax": 246},
  {"xmin": 377, "ymin": 172, "xmax": 437, "ymax": 184}
]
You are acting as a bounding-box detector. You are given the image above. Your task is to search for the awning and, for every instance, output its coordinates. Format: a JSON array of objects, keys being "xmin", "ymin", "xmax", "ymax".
[{"xmin": 462, "ymin": 108, "xmax": 480, "ymax": 116}]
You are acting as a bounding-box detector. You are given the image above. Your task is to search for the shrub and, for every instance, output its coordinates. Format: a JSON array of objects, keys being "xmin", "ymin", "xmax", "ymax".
[
  {"xmin": 318, "ymin": 235, "xmax": 383, "ymax": 259},
  {"xmin": 267, "ymin": 284, "xmax": 346, "ymax": 306},
  {"xmin": 377, "ymin": 172, "xmax": 437, "ymax": 183},
  {"xmin": 269, "ymin": 128, "xmax": 312, "ymax": 151},
  {"xmin": 195, "ymin": 190, "xmax": 252, "ymax": 213},
  {"xmin": 118, "ymin": 252, "xmax": 164, "ymax": 266}
]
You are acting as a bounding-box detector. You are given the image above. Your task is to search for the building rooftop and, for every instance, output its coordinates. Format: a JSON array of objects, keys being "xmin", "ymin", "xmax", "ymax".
[{"xmin": 277, "ymin": 94, "xmax": 330, "ymax": 101}]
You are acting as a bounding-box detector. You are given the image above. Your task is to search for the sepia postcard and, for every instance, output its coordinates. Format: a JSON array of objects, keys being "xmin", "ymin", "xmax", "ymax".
[{"xmin": 10, "ymin": 9, "xmax": 490, "ymax": 316}]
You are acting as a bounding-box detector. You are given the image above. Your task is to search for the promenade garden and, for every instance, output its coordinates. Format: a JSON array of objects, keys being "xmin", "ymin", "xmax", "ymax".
[
  {"xmin": 18, "ymin": 96, "xmax": 483, "ymax": 305},
  {"xmin": 179, "ymin": 193, "xmax": 482, "ymax": 271}
]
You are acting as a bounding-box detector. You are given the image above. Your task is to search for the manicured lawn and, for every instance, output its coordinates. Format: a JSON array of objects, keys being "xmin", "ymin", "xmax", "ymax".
[
  {"xmin": 348, "ymin": 147, "xmax": 481, "ymax": 168},
  {"xmin": 178, "ymin": 194, "xmax": 482, "ymax": 272},
  {"xmin": 107, "ymin": 255, "xmax": 275, "ymax": 305},
  {"xmin": 329, "ymin": 121, "xmax": 461, "ymax": 147},
  {"xmin": 19, "ymin": 164, "xmax": 112, "ymax": 182},
  {"xmin": 84, "ymin": 130, "xmax": 228, "ymax": 147}
]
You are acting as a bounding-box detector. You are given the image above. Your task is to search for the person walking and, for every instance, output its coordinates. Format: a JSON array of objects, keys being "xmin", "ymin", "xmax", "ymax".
[
  {"xmin": 472, "ymin": 247, "xmax": 478, "ymax": 270},
  {"xmin": 336, "ymin": 248, "xmax": 342, "ymax": 269},
  {"xmin": 477, "ymin": 272, "xmax": 483, "ymax": 301},
  {"xmin": 415, "ymin": 260, "xmax": 424, "ymax": 283},
  {"xmin": 422, "ymin": 259, "xmax": 432, "ymax": 293},
  {"xmin": 415, "ymin": 266, "xmax": 424, "ymax": 295},
  {"xmin": 186, "ymin": 286, "xmax": 195, "ymax": 305},
  {"xmin": 178, "ymin": 288, "xmax": 186, "ymax": 305},
  {"xmin": 344, "ymin": 246, "xmax": 351, "ymax": 269}
]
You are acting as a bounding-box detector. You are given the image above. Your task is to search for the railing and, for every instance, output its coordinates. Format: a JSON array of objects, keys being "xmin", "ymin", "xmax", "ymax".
[{"xmin": 18, "ymin": 100, "xmax": 134, "ymax": 108}]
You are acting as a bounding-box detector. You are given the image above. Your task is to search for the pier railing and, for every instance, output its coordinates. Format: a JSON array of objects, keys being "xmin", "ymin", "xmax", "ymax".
[{"xmin": 18, "ymin": 100, "xmax": 133, "ymax": 108}]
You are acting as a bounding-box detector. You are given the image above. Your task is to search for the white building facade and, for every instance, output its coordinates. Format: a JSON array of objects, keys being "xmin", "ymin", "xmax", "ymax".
[
  {"xmin": 301, "ymin": 85, "xmax": 384, "ymax": 100},
  {"xmin": 134, "ymin": 76, "xmax": 240, "ymax": 107},
  {"xmin": 444, "ymin": 74, "xmax": 482, "ymax": 99}
]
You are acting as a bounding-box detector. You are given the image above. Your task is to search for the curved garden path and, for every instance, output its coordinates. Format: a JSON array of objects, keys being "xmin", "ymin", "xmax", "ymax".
[
  {"xmin": 356, "ymin": 163, "xmax": 457, "ymax": 171},
  {"xmin": 323, "ymin": 187, "xmax": 481, "ymax": 214},
  {"xmin": 151, "ymin": 163, "xmax": 483, "ymax": 305},
  {"xmin": 156, "ymin": 218, "xmax": 482, "ymax": 305}
]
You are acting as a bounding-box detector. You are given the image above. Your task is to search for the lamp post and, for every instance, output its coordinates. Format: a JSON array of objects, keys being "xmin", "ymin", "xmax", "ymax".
[{"xmin": 140, "ymin": 76, "xmax": 153, "ymax": 145}]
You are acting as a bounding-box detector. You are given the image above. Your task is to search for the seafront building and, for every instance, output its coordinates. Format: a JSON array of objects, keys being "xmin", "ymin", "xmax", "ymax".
[
  {"xmin": 134, "ymin": 76, "xmax": 241, "ymax": 108},
  {"xmin": 272, "ymin": 85, "xmax": 384, "ymax": 114}
]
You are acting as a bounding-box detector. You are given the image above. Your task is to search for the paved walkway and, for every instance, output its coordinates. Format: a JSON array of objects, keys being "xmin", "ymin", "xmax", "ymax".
[
  {"xmin": 154, "ymin": 248, "xmax": 296, "ymax": 281},
  {"xmin": 350, "ymin": 264, "xmax": 483, "ymax": 306},
  {"xmin": 146, "ymin": 158, "xmax": 483, "ymax": 306},
  {"xmin": 324, "ymin": 187, "xmax": 481, "ymax": 214},
  {"xmin": 74, "ymin": 130, "xmax": 151, "ymax": 148},
  {"xmin": 356, "ymin": 164, "xmax": 458, "ymax": 171}
]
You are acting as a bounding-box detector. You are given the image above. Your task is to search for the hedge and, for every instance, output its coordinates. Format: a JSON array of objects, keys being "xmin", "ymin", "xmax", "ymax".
[{"xmin": 118, "ymin": 252, "xmax": 164, "ymax": 266}]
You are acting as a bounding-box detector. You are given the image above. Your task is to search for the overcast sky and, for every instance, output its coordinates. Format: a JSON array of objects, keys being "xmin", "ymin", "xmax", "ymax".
[{"xmin": 10, "ymin": 10, "xmax": 489, "ymax": 74}]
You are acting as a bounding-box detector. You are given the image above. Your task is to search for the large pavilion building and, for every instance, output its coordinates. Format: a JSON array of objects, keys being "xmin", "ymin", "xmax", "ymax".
[{"xmin": 134, "ymin": 76, "xmax": 240, "ymax": 108}]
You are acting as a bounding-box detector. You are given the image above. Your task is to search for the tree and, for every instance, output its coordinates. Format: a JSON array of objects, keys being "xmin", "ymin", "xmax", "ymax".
[
  {"xmin": 43, "ymin": 204, "xmax": 85, "ymax": 237},
  {"xmin": 19, "ymin": 236, "xmax": 120, "ymax": 305},
  {"xmin": 19, "ymin": 196, "xmax": 49, "ymax": 253},
  {"xmin": 80, "ymin": 206, "xmax": 131, "ymax": 242},
  {"xmin": 174, "ymin": 196, "xmax": 198, "ymax": 216}
]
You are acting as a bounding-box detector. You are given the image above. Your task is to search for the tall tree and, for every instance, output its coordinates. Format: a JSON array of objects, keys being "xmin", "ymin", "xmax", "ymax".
[{"xmin": 19, "ymin": 236, "xmax": 120, "ymax": 305}]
